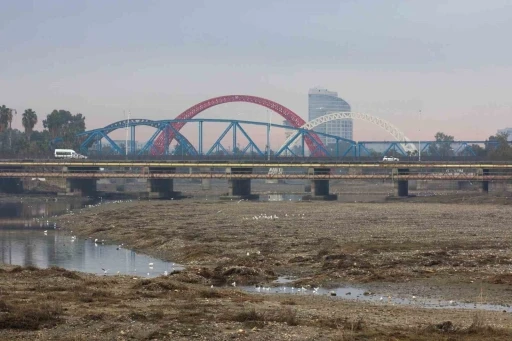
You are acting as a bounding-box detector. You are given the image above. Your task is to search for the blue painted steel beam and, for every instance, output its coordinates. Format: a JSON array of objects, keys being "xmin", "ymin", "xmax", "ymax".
[
  {"xmin": 138, "ymin": 126, "xmax": 165, "ymax": 155},
  {"xmin": 236, "ymin": 123, "xmax": 264, "ymax": 156},
  {"xmin": 100, "ymin": 131, "xmax": 123, "ymax": 154},
  {"xmin": 206, "ymin": 122, "xmax": 234, "ymax": 155},
  {"xmin": 165, "ymin": 124, "xmax": 198, "ymax": 156}
]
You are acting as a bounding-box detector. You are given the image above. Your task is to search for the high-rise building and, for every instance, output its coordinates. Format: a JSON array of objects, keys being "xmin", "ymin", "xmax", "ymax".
[{"xmin": 308, "ymin": 88, "xmax": 352, "ymax": 146}]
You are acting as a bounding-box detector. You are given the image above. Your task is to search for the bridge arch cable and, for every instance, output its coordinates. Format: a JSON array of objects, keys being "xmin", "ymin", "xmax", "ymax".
[{"xmin": 278, "ymin": 112, "xmax": 417, "ymax": 153}]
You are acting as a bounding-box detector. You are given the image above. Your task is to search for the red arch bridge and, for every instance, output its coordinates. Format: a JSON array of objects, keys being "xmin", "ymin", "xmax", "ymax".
[{"xmin": 73, "ymin": 95, "xmax": 503, "ymax": 159}]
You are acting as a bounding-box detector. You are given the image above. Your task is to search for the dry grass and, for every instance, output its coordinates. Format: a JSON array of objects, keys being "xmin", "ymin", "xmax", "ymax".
[{"xmin": 0, "ymin": 300, "xmax": 63, "ymax": 330}]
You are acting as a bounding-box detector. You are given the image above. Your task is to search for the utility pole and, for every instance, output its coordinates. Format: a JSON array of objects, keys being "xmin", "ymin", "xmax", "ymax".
[
  {"xmin": 125, "ymin": 110, "xmax": 130, "ymax": 156},
  {"xmin": 266, "ymin": 110, "xmax": 271, "ymax": 161},
  {"xmin": 418, "ymin": 110, "xmax": 422, "ymax": 162}
]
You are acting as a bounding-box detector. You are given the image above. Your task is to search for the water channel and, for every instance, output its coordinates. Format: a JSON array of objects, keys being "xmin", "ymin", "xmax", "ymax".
[
  {"xmin": 0, "ymin": 199, "xmax": 182, "ymax": 278},
  {"xmin": 1, "ymin": 196, "xmax": 511, "ymax": 313}
]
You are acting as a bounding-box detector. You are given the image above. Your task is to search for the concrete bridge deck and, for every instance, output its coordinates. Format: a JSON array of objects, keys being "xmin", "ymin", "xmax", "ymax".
[
  {"xmin": 0, "ymin": 171, "xmax": 511, "ymax": 181},
  {"xmin": 0, "ymin": 160, "xmax": 512, "ymax": 169}
]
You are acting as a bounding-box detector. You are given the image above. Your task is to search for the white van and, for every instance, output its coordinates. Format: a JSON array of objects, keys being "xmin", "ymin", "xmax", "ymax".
[
  {"xmin": 382, "ymin": 156, "xmax": 399, "ymax": 162},
  {"xmin": 54, "ymin": 149, "xmax": 87, "ymax": 159}
]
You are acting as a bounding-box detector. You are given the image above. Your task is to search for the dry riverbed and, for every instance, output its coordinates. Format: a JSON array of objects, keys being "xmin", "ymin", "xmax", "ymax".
[{"xmin": 2, "ymin": 195, "xmax": 512, "ymax": 340}]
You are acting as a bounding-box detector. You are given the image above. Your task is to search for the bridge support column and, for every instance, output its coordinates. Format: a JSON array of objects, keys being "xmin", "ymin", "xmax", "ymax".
[
  {"xmin": 0, "ymin": 178, "xmax": 23, "ymax": 193},
  {"xmin": 479, "ymin": 168, "xmax": 490, "ymax": 193},
  {"xmin": 303, "ymin": 168, "xmax": 337, "ymax": 201},
  {"xmin": 147, "ymin": 167, "xmax": 181, "ymax": 199},
  {"xmin": 0, "ymin": 166, "xmax": 24, "ymax": 193},
  {"xmin": 222, "ymin": 167, "xmax": 258, "ymax": 200},
  {"xmin": 64, "ymin": 167, "xmax": 98, "ymax": 196},
  {"xmin": 201, "ymin": 167, "xmax": 213, "ymax": 190},
  {"xmin": 394, "ymin": 168, "xmax": 409, "ymax": 197}
]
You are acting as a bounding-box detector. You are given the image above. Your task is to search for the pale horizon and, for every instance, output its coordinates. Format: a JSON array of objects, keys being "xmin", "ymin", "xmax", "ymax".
[{"xmin": 1, "ymin": 0, "xmax": 511, "ymax": 149}]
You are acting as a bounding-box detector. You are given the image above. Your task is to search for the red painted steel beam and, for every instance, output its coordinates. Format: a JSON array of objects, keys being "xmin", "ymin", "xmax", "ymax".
[{"xmin": 150, "ymin": 95, "xmax": 325, "ymax": 156}]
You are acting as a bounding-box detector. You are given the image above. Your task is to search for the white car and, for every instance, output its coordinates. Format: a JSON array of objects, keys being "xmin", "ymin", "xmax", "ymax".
[{"xmin": 382, "ymin": 156, "xmax": 399, "ymax": 162}]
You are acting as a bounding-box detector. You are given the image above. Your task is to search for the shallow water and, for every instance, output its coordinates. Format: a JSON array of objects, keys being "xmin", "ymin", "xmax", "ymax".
[
  {"xmin": 241, "ymin": 284, "xmax": 512, "ymax": 313},
  {"xmin": 0, "ymin": 199, "xmax": 182, "ymax": 278}
]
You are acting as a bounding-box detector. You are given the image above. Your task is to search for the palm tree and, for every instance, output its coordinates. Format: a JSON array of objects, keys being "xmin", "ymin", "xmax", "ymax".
[
  {"xmin": 0, "ymin": 105, "xmax": 9, "ymax": 132},
  {"xmin": 7, "ymin": 108, "xmax": 15, "ymax": 129},
  {"xmin": 22, "ymin": 109, "xmax": 38, "ymax": 141}
]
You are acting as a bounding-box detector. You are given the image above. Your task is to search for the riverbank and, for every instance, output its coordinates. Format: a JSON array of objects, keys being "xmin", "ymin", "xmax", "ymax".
[
  {"xmin": 3, "ymin": 195, "xmax": 512, "ymax": 339},
  {"xmin": 1, "ymin": 265, "xmax": 512, "ymax": 340}
]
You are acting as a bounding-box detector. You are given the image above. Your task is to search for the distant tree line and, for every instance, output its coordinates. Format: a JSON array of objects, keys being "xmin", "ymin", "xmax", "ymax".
[
  {"xmin": 402, "ymin": 131, "xmax": 512, "ymax": 160},
  {"xmin": 0, "ymin": 105, "xmax": 86, "ymax": 157}
]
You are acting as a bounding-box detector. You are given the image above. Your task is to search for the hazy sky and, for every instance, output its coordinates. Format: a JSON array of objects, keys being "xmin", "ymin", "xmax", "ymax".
[{"xmin": 1, "ymin": 0, "xmax": 511, "ymax": 147}]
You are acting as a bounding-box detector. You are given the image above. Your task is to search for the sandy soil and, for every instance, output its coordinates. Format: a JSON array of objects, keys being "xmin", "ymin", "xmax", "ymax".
[{"xmin": 2, "ymin": 193, "xmax": 512, "ymax": 340}]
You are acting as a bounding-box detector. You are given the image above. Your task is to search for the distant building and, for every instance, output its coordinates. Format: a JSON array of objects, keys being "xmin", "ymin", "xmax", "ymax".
[
  {"xmin": 308, "ymin": 88, "xmax": 352, "ymax": 146},
  {"xmin": 497, "ymin": 128, "xmax": 512, "ymax": 141}
]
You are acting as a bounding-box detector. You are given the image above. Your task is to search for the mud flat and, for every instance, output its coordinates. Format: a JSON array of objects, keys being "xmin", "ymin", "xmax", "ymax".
[{"xmin": 2, "ymin": 195, "xmax": 512, "ymax": 339}]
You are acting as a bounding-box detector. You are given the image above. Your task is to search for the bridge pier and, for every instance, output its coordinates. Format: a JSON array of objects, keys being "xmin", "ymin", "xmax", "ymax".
[
  {"xmin": 479, "ymin": 168, "xmax": 490, "ymax": 193},
  {"xmin": 64, "ymin": 166, "xmax": 99, "ymax": 196},
  {"xmin": 222, "ymin": 167, "xmax": 259, "ymax": 200},
  {"xmin": 147, "ymin": 167, "xmax": 181, "ymax": 199},
  {"xmin": 201, "ymin": 167, "xmax": 213, "ymax": 190},
  {"xmin": 303, "ymin": 168, "xmax": 337, "ymax": 201},
  {"xmin": 0, "ymin": 178, "xmax": 23, "ymax": 193},
  {"xmin": 394, "ymin": 168, "xmax": 409, "ymax": 197},
  {"xmin": 0, "ymin": 166, "xmax": 24, "ymax": 193}
]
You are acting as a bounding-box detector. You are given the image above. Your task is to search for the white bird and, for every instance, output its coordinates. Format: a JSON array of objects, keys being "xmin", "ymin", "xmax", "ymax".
[
  {"xmin": 210, "ymin": 285, "xmax": 214, "ymax": 288},
  {"xmin": 94, "ymin": 238, "xmax": 98, "ymax": 243},
  {"xmin": 246, "ymin": 252, "xmax": 250, "ymax": 256},
  {"xmin": 101, "ymin": 268, "xmax": 108, "ymax": 275},
  {"xmin": 148, "ymin": 262, "xmax": 154, "ymax": 266},
  {"xmin": 231, "ymin": 281, "xmax": 236, "ymax": 287},
  {"xmin": 164, "ymin": 271, "xmax": 168, "ymax": 276}
]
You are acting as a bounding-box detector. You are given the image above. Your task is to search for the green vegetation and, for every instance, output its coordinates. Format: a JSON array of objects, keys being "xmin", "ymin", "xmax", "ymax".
[
  {"xmin": 0, "ymin": 105, "xmax": 86, "ymax": 157},
  {"xmin": 424, "ymin": 131, "xmax": 512, "ymax": 160}
]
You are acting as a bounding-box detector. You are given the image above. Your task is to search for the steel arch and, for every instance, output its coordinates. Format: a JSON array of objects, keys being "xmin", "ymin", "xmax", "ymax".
[
  {"xmin": 78, "ymin": 119, "xmax": 197, "ymax": 156},
  {"xmin": 279, "ymin": 112, "xmax": 417, "ymax": 152},
  {"xmin": 150, "ymin": 95, "xmax": 325, "ymax": 155}
]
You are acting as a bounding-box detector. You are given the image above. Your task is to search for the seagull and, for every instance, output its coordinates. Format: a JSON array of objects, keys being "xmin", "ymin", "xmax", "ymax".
[
  {"xmin": 101, "ymin": 268, "xmax": 109, "ymax": 275},
  {"xmin": 148, "ymin": 262, "xmax": 154, "ymax": 266}
]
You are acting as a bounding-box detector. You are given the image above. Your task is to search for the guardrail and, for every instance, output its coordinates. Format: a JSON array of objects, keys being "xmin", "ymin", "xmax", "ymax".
[
  {"xmin": 3, "ymin": 170, "xmax": 512, "ymax": 180},
  {"xmin": 1, "ymin": 160, "xmax": 512, "ymax": 168}
]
